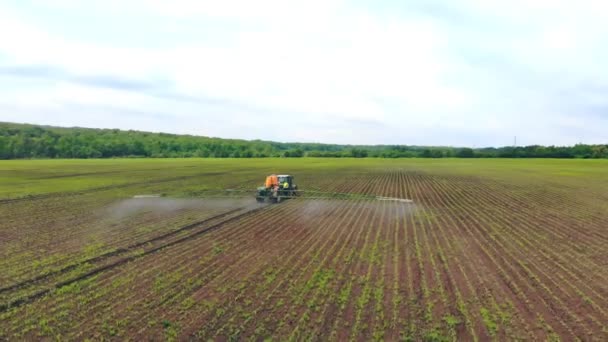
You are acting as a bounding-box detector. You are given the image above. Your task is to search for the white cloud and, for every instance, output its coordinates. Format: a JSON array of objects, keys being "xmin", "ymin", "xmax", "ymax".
[{"xmin": 0, "ymin": 0, "xmax": 606, "ymax": 146}]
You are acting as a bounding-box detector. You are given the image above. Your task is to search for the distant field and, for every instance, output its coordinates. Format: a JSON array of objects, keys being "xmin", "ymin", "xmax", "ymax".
[{"xmin": 1, "ymin": 158, "xmax": 607, "ymax": 340}]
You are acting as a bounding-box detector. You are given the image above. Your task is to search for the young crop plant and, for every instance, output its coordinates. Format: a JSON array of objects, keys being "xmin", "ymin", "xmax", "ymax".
[
  {"xmin": 480, "ymin": 307, "xmax": 498, "ymax": 336},
  {"xmin": 2, "ymin": 159, "xmax": 608, "ymax": 340},
  {"xmin": 200, "ymin": 202, "xmax": 341, "ymax": 339},
  {"xmin": 162, "ymin": 320, "xmax": 179, "ymax": 342},
  {"xmin": 212, "ymin": 244, "xmax": 224, "ymax": 255},
  {"xmin": 337, "ymin": 280, "xmax": 353, "ymax": 308},
  {"xmin": 422, "ymin": 327, "xmax": 450, "ymax": 342},
  {"xmin": 349, "ymin": 204, "xmax": 384, "ymax": 340}
]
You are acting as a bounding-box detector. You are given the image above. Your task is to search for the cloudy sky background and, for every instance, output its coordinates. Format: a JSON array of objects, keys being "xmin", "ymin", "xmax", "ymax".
[{"xmin": 1, "ymin": 0, "xmax": 607, "ymax": 147}]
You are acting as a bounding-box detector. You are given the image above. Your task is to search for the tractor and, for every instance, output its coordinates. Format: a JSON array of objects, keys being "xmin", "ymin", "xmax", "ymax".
[{"xmin": 256, "ymin": 174, "xmax": 298, "ymax": 203}]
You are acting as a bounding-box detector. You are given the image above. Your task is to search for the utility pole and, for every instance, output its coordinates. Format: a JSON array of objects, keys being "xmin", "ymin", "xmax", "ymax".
[{"xmin": 513, "ymin": 136, "xmax": 517, "ymax": 147}]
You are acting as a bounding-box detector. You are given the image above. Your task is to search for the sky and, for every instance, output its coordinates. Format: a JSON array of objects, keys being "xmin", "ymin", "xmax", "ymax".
[{"xmin": 0, "ymin": 0, "xmax": 607, "ymax": 147}]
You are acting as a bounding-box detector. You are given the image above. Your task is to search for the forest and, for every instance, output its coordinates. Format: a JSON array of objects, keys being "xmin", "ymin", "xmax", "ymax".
[{"xmin": 1, "ymin": 122, "xmax": 607, "ymax": 159}]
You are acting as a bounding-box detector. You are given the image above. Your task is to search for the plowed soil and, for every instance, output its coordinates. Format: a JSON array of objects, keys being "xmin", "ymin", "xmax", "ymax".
[{"xmin": 1, "ymin": 158, "xmax": 607, "ymax": 340}]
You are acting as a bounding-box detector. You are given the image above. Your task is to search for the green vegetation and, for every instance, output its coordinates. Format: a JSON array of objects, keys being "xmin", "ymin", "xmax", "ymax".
[
  {"xmin": 480, "ymin": 307, "xmax": 498, "ymax": 336},
  {"xmin": 1, "ymin": 158, "xmax": 607, "ymax": 340},
  {"xmin": 2, "ymin": 122, "xmax": 607, "ymax": 159}
]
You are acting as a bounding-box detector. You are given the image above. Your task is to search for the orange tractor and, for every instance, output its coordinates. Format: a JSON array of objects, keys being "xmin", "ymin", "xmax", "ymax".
[{"xmin": 256, "ymin": 174, "xmax": 298, "ymax": 203}]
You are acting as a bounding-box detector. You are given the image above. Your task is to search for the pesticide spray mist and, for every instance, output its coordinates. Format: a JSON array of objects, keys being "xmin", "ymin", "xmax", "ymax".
[{"xmin": 104, "ymin": 197, "xmax": 263, "ymax": 220}]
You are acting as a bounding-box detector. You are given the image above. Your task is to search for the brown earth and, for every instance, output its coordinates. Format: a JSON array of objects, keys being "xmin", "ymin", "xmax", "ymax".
[{"xmin": 1, "ymin": 168, "xmax": 607, "ymax": 341}]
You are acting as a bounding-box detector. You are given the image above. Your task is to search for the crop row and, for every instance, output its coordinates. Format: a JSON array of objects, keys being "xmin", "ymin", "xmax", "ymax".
[{"xmin": 1, "ymin": 166, "xmax": 607, "ymax": 340}]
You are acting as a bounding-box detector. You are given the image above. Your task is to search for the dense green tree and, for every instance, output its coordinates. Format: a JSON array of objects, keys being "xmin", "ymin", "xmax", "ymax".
[
  {"xmin": 456, "ymin": 148, "xmax": 475, "ymax": 158},
  {"xmin": 283, "ymin": 148, "xmax": 304, "ymax": 158},
  {"xmin": 0, "ymin": 122, "xmax": 606, "ymax": 160},
  {"xmin": 591, "ymin": 145, "xmax": 608, "ymax": 158},
  {"xmin": 0, "ymin": 136, "xmax": 9, "ymax": 159},
  {"xmin": 349, "ymin": 148, "xmax": 368, "ymax": 158}
]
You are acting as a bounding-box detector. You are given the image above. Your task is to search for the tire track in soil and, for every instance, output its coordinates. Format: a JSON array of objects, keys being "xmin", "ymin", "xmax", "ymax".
[
  {"xmin": 104, "ymin": 201, "xmax": 309, "ymax": 340},
  {"xmin": 66, "ymin": 202, "xmax": 296, "ymax": 339},
  {"xmin": 154, "ymin": 201, "xmax": 325, "ymax": 338},
  {"xmin": 0, "ymin": 207, "xmax": 245, "ymax": 295},
  {"xmin": 0, "ymin": 205, "xmax": 269, "ymax": 313},
  {"xmin": 6, "ymin": 203, "xmax": 291, "ymax": 339},
  {"xmin": 1, "ymin": 205, "xmax": 227, "ymax": 285}
]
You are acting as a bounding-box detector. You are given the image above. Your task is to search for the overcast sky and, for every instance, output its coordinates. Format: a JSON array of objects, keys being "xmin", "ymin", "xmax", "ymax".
[{"xmin": 1, "ymin": 0, "xmax": 607, "ymax": 146}]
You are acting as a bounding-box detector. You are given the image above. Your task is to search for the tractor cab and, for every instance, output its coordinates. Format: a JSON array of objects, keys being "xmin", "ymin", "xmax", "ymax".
[
  {"xmin": 277, "ymin": 175, "xmax": 295, "ymax": 189},
  {"xmin": 257, "ymin": 174, "xmax": 297, "ymax": 203}
]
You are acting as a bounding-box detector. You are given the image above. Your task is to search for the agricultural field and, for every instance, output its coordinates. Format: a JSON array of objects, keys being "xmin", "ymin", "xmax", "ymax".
[{"xmin": 1, "ymin": 158, "xmax": 607, "ymax": 341}]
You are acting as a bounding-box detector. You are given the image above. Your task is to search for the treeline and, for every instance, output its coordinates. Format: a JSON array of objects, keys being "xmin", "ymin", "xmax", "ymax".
[{"xmin": 1, "ymin": 122, "xmax": 607, "ymax": 159}]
